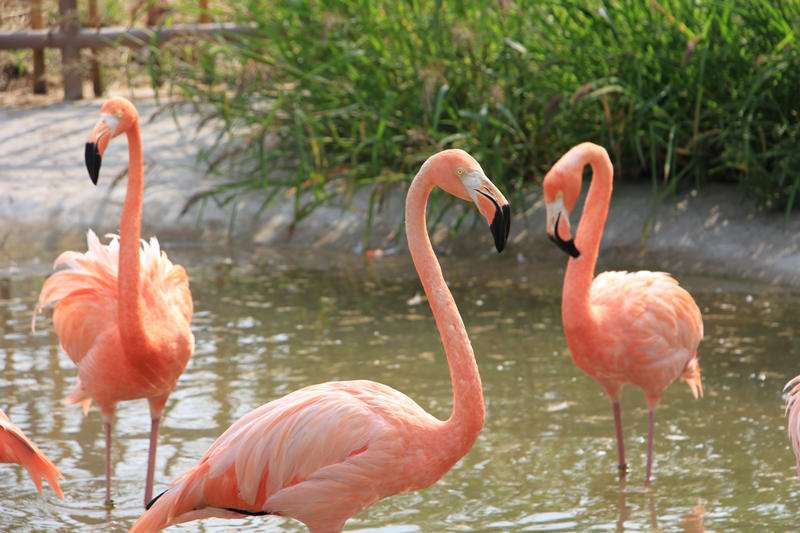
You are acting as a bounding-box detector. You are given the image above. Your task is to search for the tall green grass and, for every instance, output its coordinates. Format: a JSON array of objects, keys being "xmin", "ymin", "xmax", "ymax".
[{"xmin": 153, "ymin": 0, "xmax": 800, "ymax": 223}]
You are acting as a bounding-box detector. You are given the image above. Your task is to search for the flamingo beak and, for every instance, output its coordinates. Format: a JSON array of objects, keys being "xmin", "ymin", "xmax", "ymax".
[
  {"xmin": 470, "ymin": 173, "xmax": 510, "ymax": 253},
  {"xmin": 85, "ymin": 142, "xmax": 102, "ymax": 185},
  {"xmin": 85, "ymin": 114, "xmax": 118, "ymax": 185},
  {"xmin": 546, "ymin": 200, "xmax": 580, "ymax": 258}
]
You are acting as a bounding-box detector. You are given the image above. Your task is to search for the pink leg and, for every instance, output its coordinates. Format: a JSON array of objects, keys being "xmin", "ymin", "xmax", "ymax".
[
  {"xmin": 612, "ymin": 400, "xmax": 627, "ymax": 475},
  {"xmin": 145, "ymin": 396, "xmax": 168, "ymax": 508},
  {"xmin": 144, "ymin": 416, "xmax": 161, "ymax": 507},
  {"xmin": 103, "ymin": 417, "xmax": 114, "ymax": 508},
  {"xmin": 615, "ymin": 476, "xmax": 628, "ymax": 530},
  {"xmin": 645, "ymin": 409, "xmax": 655, "ymax": 484}
]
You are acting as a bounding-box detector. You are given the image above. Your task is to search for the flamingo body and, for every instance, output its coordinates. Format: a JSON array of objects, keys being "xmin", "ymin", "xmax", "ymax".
[
  {"xmin": 132, "ymin": 380, "xmax": 460, "ymax": 532},
  {"xmin": 35, "ymin": 231, "xmax": 193, "ymax": 410},
  {"xmin": 784, "ymin": 376, "xmax": 800, "ymax": 474},
  {"xmin": 572, "ymin": 270, "xmax": 703, "ymax": 405},
  {"xmin": 543, "ymin": 142, "xmax": 703, "ymax": 481},
  {"xmin": 130, "ymin": 149, "xmax": 510, "ymax": 531},
  {"xmin": 0, "ymin": 410, "xmax": 63, "ymax": 498},
  {"xmin": 33, "ymin": 97, "xmax": 194, "ymax": 505}
]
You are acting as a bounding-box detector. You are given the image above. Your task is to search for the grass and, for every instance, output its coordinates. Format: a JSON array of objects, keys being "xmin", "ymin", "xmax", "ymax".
[{"xmin": 149, "ymin": 0, "xmax": 800, "ymax": 226}]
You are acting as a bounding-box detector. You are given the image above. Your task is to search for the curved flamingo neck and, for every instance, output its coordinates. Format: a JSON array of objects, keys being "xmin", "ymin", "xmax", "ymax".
[
  {"xmin": 405, "ymin": 168, "xmax": 484, "ymax": 459},
  {"xmin": 118, "ymin": 122, "xmax": 152, "ymax": 357},
  {"xmin": 562, "ymin": 146, "xmax": 613, "ymax": 339}
]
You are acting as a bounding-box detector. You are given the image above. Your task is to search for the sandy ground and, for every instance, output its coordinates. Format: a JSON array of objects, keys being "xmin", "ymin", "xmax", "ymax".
[{"xmin": 0, "ymin": 96, "xmax": 798, "ymax": 286}]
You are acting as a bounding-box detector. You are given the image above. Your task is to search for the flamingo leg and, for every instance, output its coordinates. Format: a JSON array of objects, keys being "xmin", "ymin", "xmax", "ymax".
[
  {"xmin": 144, "ymin": 416, "xmax": 161, "ymax": 507},
  {"xmin": 645, "ymin": 409, "xmax": 655, "ymax": 484},
  {"xmin": 612, "ymin": 400, "xmax": 627, "ymax": 475},
  {"xmin": 103, "ymin": 417, "xmax": 114, "ymax": 508}
]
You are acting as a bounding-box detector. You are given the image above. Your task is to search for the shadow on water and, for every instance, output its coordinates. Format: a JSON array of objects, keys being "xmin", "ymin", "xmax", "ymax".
[{"xmin": 0, "ymin": 243, "xmax": 798, "ymax": 531}]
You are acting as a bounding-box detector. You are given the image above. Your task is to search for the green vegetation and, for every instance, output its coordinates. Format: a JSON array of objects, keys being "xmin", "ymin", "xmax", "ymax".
[{"xmin": 153, "ymin": 0, "xmax": 800, "ymax": 221}]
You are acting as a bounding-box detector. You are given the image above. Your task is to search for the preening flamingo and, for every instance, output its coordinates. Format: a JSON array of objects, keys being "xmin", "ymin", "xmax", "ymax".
[
  {"xmin": 0, "ymin": 410, "xmax": 63, "ymax": 498},
  {"xmin": 129, "ymin": 149, "xmax": 510, "ymax": 532},
  {"xmin": 543, "ymin": 142, "xmax": 703, "ymax": 483},
  {"xmin": 33, "ymin": 97, "xmax": 194, "ymax": 507}
]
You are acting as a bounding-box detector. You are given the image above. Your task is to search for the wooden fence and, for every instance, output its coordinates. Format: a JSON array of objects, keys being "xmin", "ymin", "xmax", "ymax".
[{"xmin": 0, "ymin": 0, "xmax": 252, "ymax": 100}]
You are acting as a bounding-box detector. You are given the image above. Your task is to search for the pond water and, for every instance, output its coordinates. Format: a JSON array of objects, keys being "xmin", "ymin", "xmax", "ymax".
[{"xmin": 0, "ymin": 242, "xmax": 798, "ymax": 532}]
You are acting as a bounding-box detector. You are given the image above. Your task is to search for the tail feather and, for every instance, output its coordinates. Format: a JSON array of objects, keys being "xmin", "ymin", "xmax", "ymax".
[
  {"xmin": 682, "ymin": 357, "xmax": 703, "ymax": 399},
  {"xmin": 0, "ymin": 414, "xmax": 64, "ymax": 499},
  {"xmin": 20, "ymin": 448, "xmax": 65, "ymax": 500},
  {"xmin": 784, "ymin": 375, "xmax": 800, "ymax": 476}
]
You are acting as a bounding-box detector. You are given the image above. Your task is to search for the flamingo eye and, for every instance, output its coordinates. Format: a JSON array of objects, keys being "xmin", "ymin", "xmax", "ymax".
[{"xmin": 456, "ymin": 168, "xmax": 464, "ymax": 177}]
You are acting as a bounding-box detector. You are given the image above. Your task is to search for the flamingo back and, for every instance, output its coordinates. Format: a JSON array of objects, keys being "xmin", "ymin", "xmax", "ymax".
[
  {"xmin": 131, "ymin": 381, "xmax": 439, "ymax": 532},
  {"xmin": 0, "ymin": 411, "xmax": 63, "ymax": 498},
  {"xmin": 586, "ymin": 270, "xmax": 704, "ymax": 402}
]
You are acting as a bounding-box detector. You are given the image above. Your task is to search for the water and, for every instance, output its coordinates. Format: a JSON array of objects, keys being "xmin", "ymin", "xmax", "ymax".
[{"xmin": 1, "ymin": 243, "xmax": 798, "ymax": 532}]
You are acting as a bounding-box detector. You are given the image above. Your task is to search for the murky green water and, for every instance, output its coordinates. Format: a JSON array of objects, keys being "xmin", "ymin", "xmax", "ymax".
[{"xmin": 1, "ymin": 244, "xmax": 798, "ymax": 531}]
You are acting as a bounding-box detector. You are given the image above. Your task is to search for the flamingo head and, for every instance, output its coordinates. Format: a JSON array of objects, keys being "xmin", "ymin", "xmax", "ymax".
[
  {"xmin": 85, "ymin": 97, "xmax": 139, "ymax": 185},
  {"xmin": 542, "ymin": 150, "xmax": 583, "ymax": 258},
  {"xmin": 426, "ymin": 149, "xmax": 510, "ymax": 252}
]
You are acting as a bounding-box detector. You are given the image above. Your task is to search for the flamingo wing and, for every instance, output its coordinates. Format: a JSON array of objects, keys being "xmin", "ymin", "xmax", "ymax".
[
  {"xmin": 34, "ymin": 230, "xmax": 119, "ymax": 366},
  {"xmin": 0, "ymin": 411, "xmax": 63, "ymax": 498},
  {"xmin": 132, "ymin": 381, "xmax": 414, "ymax": 532},
  {"xmin": 590, "ymin": 271, "xmax": 703, "ymax": 395}
]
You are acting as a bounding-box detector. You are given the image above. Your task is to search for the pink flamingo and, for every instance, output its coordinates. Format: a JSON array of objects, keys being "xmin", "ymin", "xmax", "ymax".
[
  {"xmin": 129, "ymin": 149, "xmax": 510, "ymax": 532},
  {"xmin": 784, "ymin": 377, "xmax": 800, "ymax": 474},
  {"xmin": 543, "ymin": 142, "xmax": 703, "ymax": 482},
  {"xmin": 0, "ymin": 410, "xmax": 63, "ymax": 498},
  {"xmin": 33, "ymin": 97, "xmax": 194, "ymax": 507}
]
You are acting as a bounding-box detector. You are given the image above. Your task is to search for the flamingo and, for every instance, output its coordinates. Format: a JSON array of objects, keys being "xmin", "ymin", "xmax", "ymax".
[
  {"xmin": 542, "ymin": 142, "xmax": 703, "ymax": 483},
  {"xmin": 33, "ymin": 97, "xmax": 194, "ymax": 507},
  {"xmin": 0, "ymin": 410, "xmax": 63, "ymax": 498},
  {"xmin": 784, "ymin": 376, "xmax": 800, "ymax": 475},
  {"xmin": 129, "ymin": 149, "xmax": 510, "ymax": 532}
]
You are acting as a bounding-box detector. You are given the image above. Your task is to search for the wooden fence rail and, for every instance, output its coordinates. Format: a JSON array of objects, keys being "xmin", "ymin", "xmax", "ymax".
[
  {"xmin": 0, "ymin": 1, "xmax": 253, "ymax": 101},
  {"xmin": 0, "ymin": 22, "xmax": 253, "ymax": 49}
]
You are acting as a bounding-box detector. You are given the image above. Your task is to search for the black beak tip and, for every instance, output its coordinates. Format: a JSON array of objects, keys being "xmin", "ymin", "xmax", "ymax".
[
  {"xmin": 565, "ymin": 240, "xmax": 581, "ymax": 258},
  {"xmin": 502, "ymin": 204, "xmax": 511, "ymax": 241},
  {"xmin": 548, "ymin": 233, "xmax": 581, "ymax": 258},
  {"xmin": 85, "ymin": 142, "xmax": 101, "ymax": 185},
  {"xmin": 145, "ymin": 489, "xmax": 168, "ymax": 510},
  {"xmin": 490, "ymin": 204, "xmax": 510, "ymax": 253},
  {"xmin": 493, "ymin": 236, "xmax": 505, "ymax": 253}
]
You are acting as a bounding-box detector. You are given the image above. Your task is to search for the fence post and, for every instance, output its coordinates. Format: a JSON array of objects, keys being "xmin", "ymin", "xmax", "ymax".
[
  {"xmin": 88, "ymin": 0, "xmax": 104, "ymax": 96},
  {"xmin": 199, "ymin": 0, "xmax": 211, "ymax": 23},
  {"xmin": 59, "ymin": 0, "xmax": 82, "ymax": 100},
  {"xmin": 30, "ymin": 0, "xmax": 46, "ymax": 94}
]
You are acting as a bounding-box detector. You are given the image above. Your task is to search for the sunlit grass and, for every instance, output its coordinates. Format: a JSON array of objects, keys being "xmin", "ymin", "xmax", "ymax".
[{"xmin": 152, "ymin": 0, "xmax": 800, "ymax": 224}]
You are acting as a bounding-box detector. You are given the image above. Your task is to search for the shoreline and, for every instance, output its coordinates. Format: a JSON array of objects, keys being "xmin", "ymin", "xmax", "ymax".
[{"xmin": 1, "ymin": 97, "xmax": 797, "ymax": 287}]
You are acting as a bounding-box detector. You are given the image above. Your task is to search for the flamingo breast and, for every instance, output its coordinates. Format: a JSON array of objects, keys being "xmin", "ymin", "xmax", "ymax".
[{"xmin": 34, "ymin": 230, "xmax": 193, "ymax": 406}]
